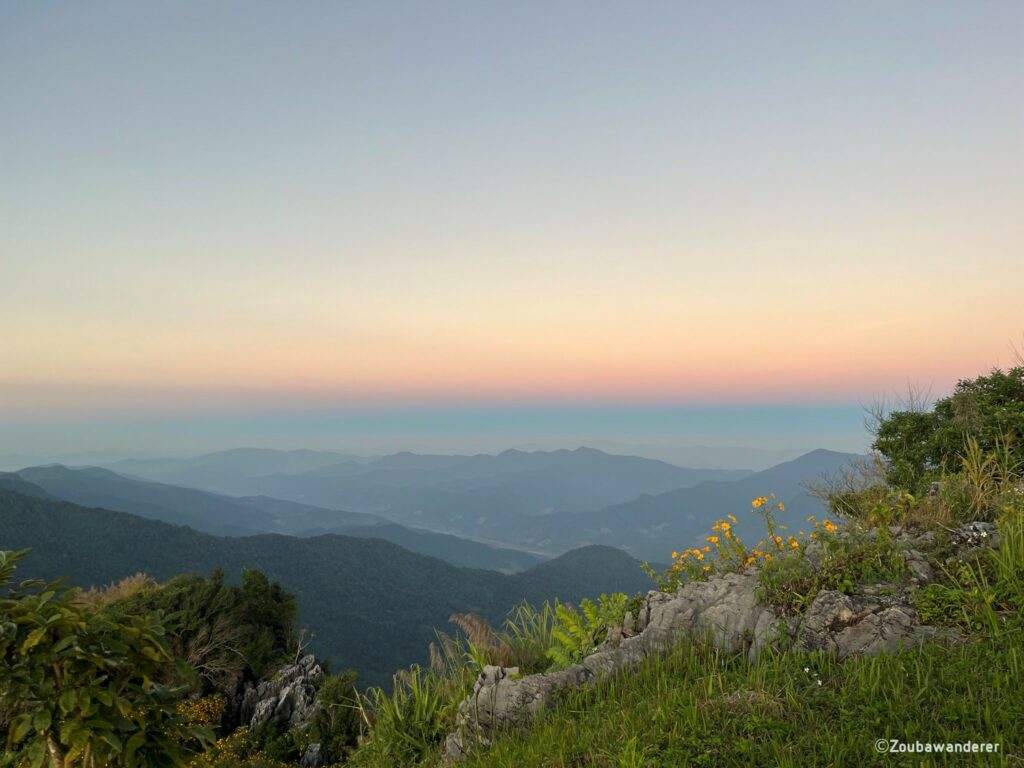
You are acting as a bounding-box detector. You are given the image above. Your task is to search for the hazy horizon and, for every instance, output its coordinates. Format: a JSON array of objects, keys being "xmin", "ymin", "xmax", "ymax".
[{"xmin": 2, "ymin": 3, "xmax": 1022, "ymax": 465}]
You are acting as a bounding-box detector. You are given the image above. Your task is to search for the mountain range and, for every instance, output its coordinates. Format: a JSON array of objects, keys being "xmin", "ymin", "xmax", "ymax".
[
  {"xmin": 105, "ymin": 447, "xmax": 751, "ymax": 548},
  {"xmin": 0, "ymin": 489, "xmax": 652, "ymax": 686},
  {"xmin": 3, "ymin": 466, "xmax": 544, "ymax": 572}
]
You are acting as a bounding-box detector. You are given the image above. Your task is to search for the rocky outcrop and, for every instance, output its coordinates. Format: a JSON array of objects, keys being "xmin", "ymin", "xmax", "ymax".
[
  {"xmin": 796, "ymin": 587, "xmax": 937, "ymax": 658},
  {"xmin": 238, "ymin": 654, "xmax": 324, "ymax": 732},
  {"xmin": 444, "ymin": 570, "xmax": 789, "ymax": 760},
  {"xmin": 443, "ymin": 520, "xmax": 999, "ymax": 762}
]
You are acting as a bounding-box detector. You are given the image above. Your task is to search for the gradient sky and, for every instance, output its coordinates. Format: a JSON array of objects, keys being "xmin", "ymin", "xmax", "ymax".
[{"xmin": 1, "ymin": 2, "xmax": 1022, "ymax": 461}]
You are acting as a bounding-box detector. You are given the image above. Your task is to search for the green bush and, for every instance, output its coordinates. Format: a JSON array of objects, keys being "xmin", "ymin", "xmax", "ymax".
[
  {"xmin": 547, "ymin": 593, "xmax": 628, "ymax": 669},
  {"xmin": 873, "ymin": 367, "xmax": 1024, "ymax": 492},
  {"xmin": 106, "ymin": 568, "xmax": 297, "ymax": 701},
  {"xmin": 0, "ymin": 550, "xmax": 213, "ymax": 767},
  {"xmin": 302, "ymin": 671, "xmax": 361, "ymax": 763}
]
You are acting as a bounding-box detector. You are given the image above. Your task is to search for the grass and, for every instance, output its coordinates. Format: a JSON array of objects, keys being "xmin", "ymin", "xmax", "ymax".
[{"xmin": 453, "ymin": 635, "xmax": 1022, "ymax": 767}]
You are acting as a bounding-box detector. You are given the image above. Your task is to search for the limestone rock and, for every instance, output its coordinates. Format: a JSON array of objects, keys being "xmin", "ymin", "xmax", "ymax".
[
  {"xmin": 797, "ymin": 589, "xmax": 935, "ymax": 658},
  {"xmin": 238, "ymin": 654, "xmax": 324, "ymax": 732}
]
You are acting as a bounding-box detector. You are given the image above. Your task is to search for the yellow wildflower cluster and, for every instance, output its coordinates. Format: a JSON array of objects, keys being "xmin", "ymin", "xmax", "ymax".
[
  {"xmin": 652, "ymin": 493, "xmax": 847, "ymax": 591},
  {"xmin": 177, "ymin": 694, "xmax": 226, "ymax": 727},
  {"xmin": 188, "ymin": 728, "xmax": 294, "ymax": 768}
]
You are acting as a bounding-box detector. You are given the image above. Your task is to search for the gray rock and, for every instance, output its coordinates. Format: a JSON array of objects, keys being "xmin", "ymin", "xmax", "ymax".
[
  {"xmin": 239, "ymin": 654, "xmax": 324, "ymax": 732},
  {"xmin": 797, "ymin": 590, "xmax": 935, "ymax": 658},
  {"xmin": 300, "ymin": 743, "xmax": 323, "ymax": 767},
  {"xmin": 904, "ymin": 550, "xmax": 934, "ymax": 583},
  {"xmin": 952, "ymin": 522, "xmax": 999, "ymax": 550},
  {"xmin": 903, "ymin": 530, "xmax": 937, "ymax": 552}
]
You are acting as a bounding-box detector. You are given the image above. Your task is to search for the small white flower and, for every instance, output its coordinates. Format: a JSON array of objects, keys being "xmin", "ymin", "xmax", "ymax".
[
  {"xmin": 817, "ymin": 679, "xmax": 823, "ymax": 686},
  {"xmin": 804, "ymin": 667, "xmax": 810, "ymax": 673}
]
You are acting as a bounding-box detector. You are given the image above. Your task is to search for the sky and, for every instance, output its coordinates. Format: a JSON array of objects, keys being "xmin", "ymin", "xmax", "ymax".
[{"xmin": 1, "ymin": 2, "xmax": 1022, "ymax": 464}]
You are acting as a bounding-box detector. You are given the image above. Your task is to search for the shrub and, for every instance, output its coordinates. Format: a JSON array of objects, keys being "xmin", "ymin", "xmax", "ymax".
[
  {"xmin": 873, "ymin": 367, "xmax": 1024, "ymax": 492},
  {"xmin": 546, "ymin": 593, "xmax": 628, "ymax": 669},
  {"xmin": 301, "ymin": 672, "xmax": 361, "ymax": 763},
  {"xmin": 353, "ymin": 666, "xmax": 447, "ymax": 766},
  {"xmin": 0, "ymin": 549, "xmax": 213, "ymax": 767},
  {"xmin": 106, "ymin": 568, "xmax": 297, "ymax": 701}
]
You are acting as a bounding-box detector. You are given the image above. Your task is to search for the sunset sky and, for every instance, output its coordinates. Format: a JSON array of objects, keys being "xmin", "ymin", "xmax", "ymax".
[{"xmin": 1, "ymin": 2, "xmax": 1022, "ymax": 462}]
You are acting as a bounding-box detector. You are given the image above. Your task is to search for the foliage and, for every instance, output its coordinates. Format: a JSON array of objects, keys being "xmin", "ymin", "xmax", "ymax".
[
  {"xmin": 75, "ymin": 573, "xmax": 157, "ymax": 609},
  {"xmin": 107, "ymin": 568, "xmax": 296, "ymax": 700},
  {"xmin": 0, "ymin": 488, "xmax": 652, "ymax": 689},
  {"xmin": 912, "ymin": 498, "xmax": 1024, "ymax": 636},
  {"xmin": 178, "ymin": 695, "xmax": 228, "ymax": 728},
  {"xmin": 757, "ymin": 525, "xmax": 906, "ymax": 614},
  {"xmin": 452, "ymin": 630, "xmax": 1022, "ymax": 768},
  {"xmin": 644, "ymin": 495, "xmax": 829, "ymax": 593},
  {"xmin": 301, "ymin": 672, "xmax": 361, "ymax": 763},
  {"xmin": 500, "ymin": 600, "xmax": 557, "ymax": 675},
  {"xmin": 186, "ymin": 728, "xmax": 293, "ymax": 768},
  {"xmin": 546, "ymin": 593, "xmax": 628, "ymax": 669},
  {"xmin": 0, "ymin": 549, "xmax": 213, "ymax": 768},
  {"xmin": 873, "ymin": 366, "xmax": 1024, "ymax": 493},
  {"xmin": 352, "ymin": 666, "xmax": 447, "ymax": 767}
]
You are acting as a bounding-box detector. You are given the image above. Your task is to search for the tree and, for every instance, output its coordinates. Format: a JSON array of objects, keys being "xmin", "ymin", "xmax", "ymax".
[
  {"xmin": 0, "ymin": 550, "xmax": 212, "ymax": 767},
  {"xmin": 873, "ymin": 367, "xmax": 1024, "ymax": 491}
]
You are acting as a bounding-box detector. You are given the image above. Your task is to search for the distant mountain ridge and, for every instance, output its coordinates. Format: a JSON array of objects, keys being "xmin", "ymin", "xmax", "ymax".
[
  {"xmin": 187, "ymin": 447, "xmax": 752, "ymax": 530},
  {"xmin": 508, "ymin": 449, "xmax": 866, "ymax": 560},
  {"xmin": 10, "ymin": 465, "xmax": 545, "ymax": 572},
  {"xmin": 107, "ymin": 448, "xmax": 362, "ymax": 490},
  {"xmin": 0, "ymin": 489, "xmax": 653, "ymax": 686}
]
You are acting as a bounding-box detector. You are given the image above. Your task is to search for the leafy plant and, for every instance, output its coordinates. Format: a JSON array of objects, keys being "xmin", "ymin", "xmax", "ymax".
[
  {"xmin": 873, "ymin": 366, "xmax": 1024, "ymax": 492},
  {"xmin": 547, "ymin": 594, "xmax": 628, "ymax": 669},
  {"xmin": 301, "ymin": 672, "xmax": 361, "ymax": 763},
  {"xmin": 0, "ymin": 549, "xmax": 213, "ymax": 767},
  {"xmin": 354, "ymin": 666, "xmax": 447, "ymax": 766}
]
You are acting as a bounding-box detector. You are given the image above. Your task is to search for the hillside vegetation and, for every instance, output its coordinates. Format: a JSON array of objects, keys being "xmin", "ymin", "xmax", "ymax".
[
  {"xmin": 7, "ymin": 465, "xmax": 544, "ymax": 571},
  {"xmin": 0, "ymin": 493, "xmax": 652, "ymax": 687}
]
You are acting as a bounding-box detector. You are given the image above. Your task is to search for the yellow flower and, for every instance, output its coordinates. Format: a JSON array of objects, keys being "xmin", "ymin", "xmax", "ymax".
[
  {"xmin": 672, "ymin": 551, "xmax": 679, "ymax": 559},
  {"xmin": 807, "ymin": 515, "xmax": 815, "ymax": 522},
  {"xmin": 712, "ymin": 524, "xmax": 720, "ymax": 531},
  {"xmin": 728, "ymin": 514, "xmax": 738, "ymax": 523},
  {"xmin": 774, "ymin": 536, "xmax": 783, "ymax": 544},
  {"xmin": 724, "ymin": 530, "xmax": 731, "ymax": 539},
  {"xmin": 778, "ymin": 502, "xmax": 785, "ymax": 511},
  {"xmin": 696, "ymin": 551, "xmax": 704, "ymax": 560},
  {"xmin": 703, "ymin": 565, "xmax": 711, "ymax": 571},
  {"xmin": 707, "ymin": 536, "xmax": 719, "ymax": 544},
  {"xmin": 746, "ymin": 556, "xmax": 755, "ymax": 565},
  {"xmin": 703, "ymin": 546, "xmax": 711, "ymax": 552},
  {"xmin": 791, "ymin": 540, "xmax": 799, "ymax": 549},
  {"xmin": 764, "ymin": 553, "xmax": 772, "ymax": 560},
  {"xmin": 673, "ymin": 563, "xmax": 681, "ymax": 570},
  {"xmin": 799, "ymin": 531, "xmax": 805, "ymax": 536},
  {"xmin": 720, "ymin": 521, "xmax": 731, "ymax": 532}
]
